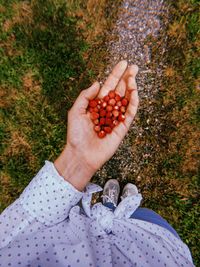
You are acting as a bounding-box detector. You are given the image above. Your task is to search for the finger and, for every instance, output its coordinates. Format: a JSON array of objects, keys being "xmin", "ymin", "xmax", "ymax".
[
  {"xmin": 124, "ymin": 84, "xmax": 139, "ymax": 129},
  {"xmin": 113, "ymin": 89, "xmax": 139, "ymax": 139},
  {"xmin": 115, "ymin": 65, "xmax": 138, "ymax": 97},
  {"xmin": 115, "ymin": 79, "xmax": 126, "ymax": 97},
  {"xmin": 98, "ymin": 60, "xmax": 128, "ymax": 98},
  {"xmin": 73, "ymin": 81, "xmax": 100, "ymax": 112},
  {"xmin": 125, "ymin": 65, "xmax": 138, "ymax": 99},
  {"xmin": 112, "ymin": 76, "xmax": 139, "ymax": 139}
]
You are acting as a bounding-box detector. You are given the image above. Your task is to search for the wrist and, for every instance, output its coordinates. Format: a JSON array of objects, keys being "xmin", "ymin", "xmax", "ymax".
[{"xmin": 54, "ymin": 145, "xmax": 95, "ymax": 191}]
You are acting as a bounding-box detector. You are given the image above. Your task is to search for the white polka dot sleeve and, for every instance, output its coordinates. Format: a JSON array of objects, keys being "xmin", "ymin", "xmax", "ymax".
[{"xmin": 0, "ymin": 160, "xmax": 84, "ymax": 249}]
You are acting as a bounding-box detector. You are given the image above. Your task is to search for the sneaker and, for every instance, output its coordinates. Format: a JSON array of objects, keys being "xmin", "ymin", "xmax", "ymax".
[
  {"xmin": 120, "ymin": 183, "xmax": 138, "ymax": 201},
  {"xmin": 101, "ymin": 179, "xmax": 120, "ymax": 207}
]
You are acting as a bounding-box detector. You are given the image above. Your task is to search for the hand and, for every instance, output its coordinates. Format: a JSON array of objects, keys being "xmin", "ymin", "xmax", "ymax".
[{"xmin": 54, "ymin": 61, "xmax": 139, "ymax": 191}]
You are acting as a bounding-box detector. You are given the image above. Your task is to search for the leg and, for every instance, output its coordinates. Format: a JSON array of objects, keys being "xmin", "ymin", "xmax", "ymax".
[
  {"xmin": 103, "ymin": 202, "xmax": 116, "ymax": 211},
  {"xmin": 130, "ymin": 207, "xmax": 180, "ymax": 239}
]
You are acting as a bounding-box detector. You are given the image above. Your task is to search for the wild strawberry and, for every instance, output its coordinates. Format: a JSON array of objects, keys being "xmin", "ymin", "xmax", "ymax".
[
  {"xmin": 103, "ymin": 95, "xmax": 110, "ymax": 102},
  {"xmin": 106, "ymin": 105, "xmax": 113, "ymax": 112},
  {"xmin": 89, "ymin": 107, "xmax": 94, "ymax": 113},
  {"xmin": 110, "ymin": 123, "xmax": 115, "ymax": 129},
  {"xmin": 94, "ymin": 107, "xmax": 99, "ymax": 112},
  {"xmin": 101, "ymin": 101, "xmax": 107, "ymax": 108},
  {"xmin": 96, "ymin": 99, "xmax": 102, "ymax": 105},
  {"xmin": 108, "ymin": 90, "xmax": 116, "ymax": 99},
  {"xmin": 90, "ymin": 112, "xmax": 99, "ymax": 120},
  {"xmin": 112, "ymin": 110, "xmax": 119, "ymax": 117},
  {"xmin": 106, "ymin": 111, "xmax": 112, "ymax": 118},
  {"xmin": 99, "ymin": 118, "xmax": 106, "ymax": 125},
  {"xmin": 105, "ymin": 118, "xmax": 112, "ymax": 125},
  {"xmin": 113, "ymin": 120, "xmax": 119, "ymax": 126},
  {"xmin": 118, "ymin": 114, "xmax": 126, "ymax": 122},
  {"xmin": 89, "ymin": 100, "xmax": 97, "ymax": 107},
  {"xmin": 100, "ymin": 109, "xmax": 106, "ymax": 117},
  {"xmin": 98, "ymin": 130, "xmax": 106, "ymax": 138},
  {"xmin": 94, "ymin": 125, "xmax": 101, "ymax": 132},
  {"xmin": 121, "ymin": 98, "xmax": 128, "ymax": 106},
  {"xmin": 108, "ymin": 98, "xmax": 116, "ymax": 106},
  {"xmin": 104, "ymin": 127, "xmax": 112, "ymax": 134},
  {"xmin": 115, "ymin": 94, "xmax": 121, "ymax": 101},
  {"xmin": 120, "ymin": 106, "xmax": 126, "ymax": 113},
  {"xmin": 116, "ymin": 101, "xmax": 122, "ymax": 107},
  {"xmin": 93, "ymin": 119, "xmax": 99, "ymax": 125}
]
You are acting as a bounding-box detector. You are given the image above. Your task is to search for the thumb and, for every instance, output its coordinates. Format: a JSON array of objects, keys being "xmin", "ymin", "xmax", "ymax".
[
  {"xmin": 84, "ymin": 81, "xmax": 101, "ymax": 99},
  {"xmin": 73, "ymin": 81, "xmax": 101, "ymax": 111}
]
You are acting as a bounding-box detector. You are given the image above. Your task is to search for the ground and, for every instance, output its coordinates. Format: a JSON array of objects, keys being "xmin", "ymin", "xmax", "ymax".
[{"xmin": 0, "ymin": 0, "xmax": 199, "ymax": 265}]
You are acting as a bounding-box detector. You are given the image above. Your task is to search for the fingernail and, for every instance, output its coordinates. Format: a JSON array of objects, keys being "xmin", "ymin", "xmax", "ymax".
[{"xmin": 119, "ymin": 60, "xmax": 128, "ymax": 69}]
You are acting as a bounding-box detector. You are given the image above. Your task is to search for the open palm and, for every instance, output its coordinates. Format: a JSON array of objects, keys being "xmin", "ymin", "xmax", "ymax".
[{"xmin": 67, "ymin": 61, "xmax": 139, "ymax": 172}]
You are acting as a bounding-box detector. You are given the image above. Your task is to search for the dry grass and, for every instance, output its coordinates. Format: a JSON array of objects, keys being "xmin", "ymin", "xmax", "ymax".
[
  {"xmin": 2, "ymin": 1, "xmax": 33, "ymax": 32},
  {"xmin": 65, "ymin": 0, "xmax": 120, "ymax": 82},
  {"xmin": 144, "ymin": 0, "xmax": 200, "ymax": 263},
  {"xmin": 0, "ymin": 0, "xmax": 122, "ymax": 210}
]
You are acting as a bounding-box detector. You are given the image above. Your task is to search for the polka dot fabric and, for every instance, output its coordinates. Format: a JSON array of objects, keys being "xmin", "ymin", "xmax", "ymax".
[
  {"xmin": 0, "ymin": 161, "xmax": 194, "ymax": 267},
  {"xmin": 19, "ymin": 161, "xmax": 84, "ymax": 226}
]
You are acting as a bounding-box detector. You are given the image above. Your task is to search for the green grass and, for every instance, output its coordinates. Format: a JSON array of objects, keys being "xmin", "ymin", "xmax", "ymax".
[
  {"xmin": 0, "ymin": 0, "xmax": 87, "ymax": 202},
  {"xmin": 143, "ymin": 0, "xmax": 200, "ymax": 264},
  {"xmin": 0, "ymin": 0, "xmax": 119, "ymax": 210}
]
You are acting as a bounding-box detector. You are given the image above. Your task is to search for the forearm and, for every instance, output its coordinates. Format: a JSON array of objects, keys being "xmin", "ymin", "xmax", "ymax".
[{"xmin": 54, "ymin": 145, "xmax": 95, "ymax": 191}]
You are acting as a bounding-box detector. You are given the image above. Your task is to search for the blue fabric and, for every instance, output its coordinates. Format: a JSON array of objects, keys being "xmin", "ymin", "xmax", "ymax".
[{"xmin": 103, "ymin": 202, "xmax": 180, "ymax": 239}]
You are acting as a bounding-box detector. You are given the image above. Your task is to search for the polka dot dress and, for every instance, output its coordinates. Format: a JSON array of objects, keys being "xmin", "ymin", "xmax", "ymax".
[{"xmin": 0, "ymin": 161, "xmax": 194, "ymax": 267}]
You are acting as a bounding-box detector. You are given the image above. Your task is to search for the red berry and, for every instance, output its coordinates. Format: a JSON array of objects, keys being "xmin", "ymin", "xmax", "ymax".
[
  {"xmin": 98, "ymin": 130, "xmax": 106, "ymax": 138},
  {"xmin": 106, "ymin": 111, "xmax": 112, "ymax": 118},
  {"xmin": 89, "ymin": 100, "xmax": 97, "ymax": 107},
  {"xmin": 103, "ymin": 95, "xmax": 110, "ymax": 102},
  {"xmin": 89, "ymin": 107, "xmax": 94, "ymax": 113},
  {"xmin": 118, "ymin": 114, "xmax": 126, "ymax": 122},
  {"xmin": 94, "ymin": 125, "xmax": 101, "ymax": 132},
  {"xmin": 93, "ymin": 119, "xmax": 99, "ymax": 125},
  {"xmin": 112, "ymin": 110, "xmax": 119, "ymax": 117},
  {"xmin": 116, "ymin": 101, "xmax": 122, "ymax": 107},
  {"xmin": 108, "ymin": 90, "xmax": 116, "ymax": 99},
  {"xmin": 110, "ymin": 123, "xmax": 115, "ymax": 129},
  {"xmin": 113, "ymin": 120, "xmax": 119, "ymax": 126},
  {"xmin": 106, "ymin": 105, "xmax": 113, "ymax": 112},
  {"xmin": 94, "ymin": 107, "xmax": 99, "ymax": 112},
  {"xmin": 120, "ymin": 106, "xmax": 126, "ymax": 113},
  {"xmin": 104, "ymin": 127, "xmax": 112, "ymax": 134},
  {"xmin": 99, "ymin": 118, "xmax": 106, "ymax": 125},
  {"xmin": 108, "ymin": 98, "xmax": 116, "ymax": 106},
  {"xmin": 121, "ymin": 98, "xmax": 128, "ymax": 106},
  {"xmin": 113, "ymin": 105, "xmax": 119, "ymax": 110},
  {"xmin": 90, "ymin": 112, "xmax": 99, "ymax": 120},
  {"xmin": 115, "ymin": 94, "xmax": 121, "ymax": 101},
  {"xmin": 105, "ymin": 118, "xmax": 112, "ymax": 125},
  {"xmin": 101, "ymin": 101, "xmax": 107, "ymax": 108},
  {"xmin": 100, "ymin": 109, "xmax": 106, "ymax": 117},
  {"xmin": 96, "ymin": 99, "xmax": 102, "ymax": 105}
]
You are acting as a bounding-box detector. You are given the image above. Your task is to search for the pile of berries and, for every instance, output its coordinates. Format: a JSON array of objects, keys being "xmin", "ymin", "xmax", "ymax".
[{"xmin": 88, "ymin": 90, "xmax": 129, "ymax": 138}]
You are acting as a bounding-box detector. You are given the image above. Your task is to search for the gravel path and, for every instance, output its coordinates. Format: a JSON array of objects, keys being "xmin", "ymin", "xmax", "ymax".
[{"xmin": 95, "ymin": 0, "xmax": 169, "ymax": 186}]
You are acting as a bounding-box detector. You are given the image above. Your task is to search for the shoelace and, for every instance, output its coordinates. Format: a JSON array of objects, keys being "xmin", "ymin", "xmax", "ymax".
[{"xmin": 101, "ymin": 189, "xmax": 117, "ymax": 206}]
